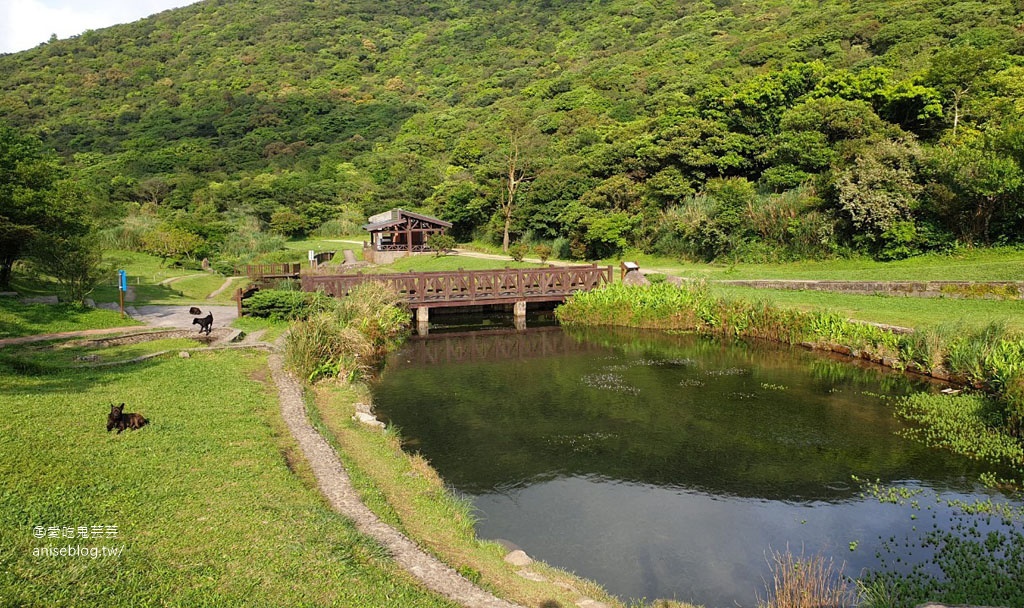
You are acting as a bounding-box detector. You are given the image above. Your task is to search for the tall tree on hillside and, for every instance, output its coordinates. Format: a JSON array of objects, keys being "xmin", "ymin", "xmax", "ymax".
[
  {"xmin": 500, "ymin": 124, "xmax": 535, "ymax": 253},
  {"xmin": 925, "ymin": 47, "xmax": 1001, "ymax": 137},
  {"xmin": 0, "ymin": 124, "xmax": 70, "ymax": 289}
]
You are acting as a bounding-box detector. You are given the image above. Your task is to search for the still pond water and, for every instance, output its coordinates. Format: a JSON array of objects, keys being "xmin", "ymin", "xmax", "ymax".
[{"xmin": 371, "ymin": 325, "xmax": 1013, "ymax": 607}]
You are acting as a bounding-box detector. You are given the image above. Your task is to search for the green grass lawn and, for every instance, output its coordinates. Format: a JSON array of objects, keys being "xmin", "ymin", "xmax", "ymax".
[
  {"xmin": 712, "ymin": 285, "xmax": 1024, "ymax": 331},
  {"xmin": 366, "ymin": 253, "xmax": 546, "ymax": 273},
  {"xmin": 230, "ymin": 316, "xmax": 290, "ymax": 343},
  {"xmin": 272, "ymin": 237, "xmax": 366, "ymax": 268},
  {"xmin": 139, "ymin": 274, "xmax": 238, "ymax": 305},
  {"xmin": 105, "ymin": 250, "xmax": 203, "ymax": 283},
  {"xmin": 0, "ymin": 346, "xmax": 455, "ymax": 607},
  {"xmin": 284, "ymin": 236, "xmax": 365, "ymax": 253},
  {"xmin": 4, "ymin": 338, "xmax": 204, "ymax": 368},
  {"xmin": 610, "ymin": 247, "xmax": 1024, "ymax": 282},
  {"xmin": 0, "ymin": 299, "xmax": 140, "ymax": 339}
]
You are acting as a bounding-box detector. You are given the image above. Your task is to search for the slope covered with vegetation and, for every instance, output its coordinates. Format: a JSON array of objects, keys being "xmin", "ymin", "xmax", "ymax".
[{"xmin": 2, "ymin": 0, "xmax": 1024, "ymax": 269}]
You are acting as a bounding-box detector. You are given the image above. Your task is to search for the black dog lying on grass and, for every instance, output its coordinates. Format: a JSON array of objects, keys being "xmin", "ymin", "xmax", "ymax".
[
  {"xmin": 192, "ymin": 312, "xmax": 213, "ymax": 335},
  {"xmin": 107, "ymin": 403, "xmax": 148, "ymax": 433}
]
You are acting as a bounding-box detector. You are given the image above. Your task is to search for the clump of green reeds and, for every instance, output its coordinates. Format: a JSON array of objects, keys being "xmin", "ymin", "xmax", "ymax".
[
  {"xmin": 758, "ymin": 548, "xmax": 855, "ymax": 608},
  {"xmin": 285, "ymin": 281, "xmax": 411, "ymax": 383}
]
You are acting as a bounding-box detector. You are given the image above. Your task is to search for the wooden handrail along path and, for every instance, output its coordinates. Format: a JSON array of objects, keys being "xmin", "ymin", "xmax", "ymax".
[
  {"xmin": 240, "ymin": 263, "xmax": 302, "ymax": 279},
  {"xmin": 300, "ymin": 264, "xmax": 614, "ymax": 309}
]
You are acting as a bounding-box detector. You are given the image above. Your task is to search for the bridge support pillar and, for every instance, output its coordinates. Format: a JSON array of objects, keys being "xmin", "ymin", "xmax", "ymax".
[
  {"xmin": 415, "ymin": 306, "xmax": 429, "ymax": 336},
  {"xmin": 513, "ymin": 300, "xmax": 527, "ymax": 329}
]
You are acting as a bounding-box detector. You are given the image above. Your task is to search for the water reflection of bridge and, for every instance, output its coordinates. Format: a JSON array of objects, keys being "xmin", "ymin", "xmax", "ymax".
[{"xmin": 400, "ymin": 327, "xmax": 606, "ymax": 366}]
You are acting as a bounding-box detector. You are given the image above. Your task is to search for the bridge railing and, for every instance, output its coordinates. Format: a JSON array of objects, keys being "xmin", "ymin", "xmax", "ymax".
[
  {"xmin": 239, "ymin": 263, "xmax": 302, "ymax": 278},
  {"xmin": 372, "ymin": 244, "xmax": 433, "ymax": 252},
  {"xmin": 300, "ymin": 264, "xmax": 613, "ymax": 306}
]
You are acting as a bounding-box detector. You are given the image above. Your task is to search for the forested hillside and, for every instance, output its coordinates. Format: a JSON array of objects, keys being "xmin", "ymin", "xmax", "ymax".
[{"xmin": 2, "ymin": 0, "xmax": 1024, "ymax": 266}]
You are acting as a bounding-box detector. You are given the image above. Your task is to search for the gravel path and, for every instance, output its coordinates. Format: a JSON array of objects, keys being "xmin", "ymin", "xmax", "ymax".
[
  {"xmin": 125, "ymin": 304, "xmax": 238, "ymax": 329},
  {"xmin": 267, "ymin": 347, "xmax": 522, "ymax": 608}
]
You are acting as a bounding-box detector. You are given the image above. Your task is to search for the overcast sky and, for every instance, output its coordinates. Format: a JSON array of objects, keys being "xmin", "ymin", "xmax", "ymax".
[{"xmin": 1, "ymin": 0, "xmax": 202, "ymax": 54}]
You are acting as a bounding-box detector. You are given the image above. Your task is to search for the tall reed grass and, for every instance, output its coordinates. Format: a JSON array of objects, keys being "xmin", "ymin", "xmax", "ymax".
[
  {"xmin": 285, "ymin": 282, "xmax": 411, "ymax": 383},
  {"xmin": 758, "ymin": 548, "xmax": 854, "ymax": 608}
]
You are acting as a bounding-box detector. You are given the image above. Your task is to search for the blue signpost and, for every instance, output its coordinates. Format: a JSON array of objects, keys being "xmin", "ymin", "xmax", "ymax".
[{"xmin": 118, "ymin": 270, "xmax": 127, "ymax": 317}]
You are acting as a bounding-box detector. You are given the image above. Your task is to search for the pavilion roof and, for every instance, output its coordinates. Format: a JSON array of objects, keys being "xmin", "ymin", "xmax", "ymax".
[{"xmin": 362, "ymin": 208, "xmax": 451, "ymax": 231}]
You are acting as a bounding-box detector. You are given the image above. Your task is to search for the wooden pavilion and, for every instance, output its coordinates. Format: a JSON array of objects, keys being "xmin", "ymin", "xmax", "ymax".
[{"xmin": 362, "ymin": 209, "xmax": 452, "ymax": 263}]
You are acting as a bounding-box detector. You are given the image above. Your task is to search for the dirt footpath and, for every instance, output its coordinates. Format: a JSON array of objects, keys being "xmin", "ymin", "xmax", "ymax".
[{"xmin": 126, "ymin": 304, "xmax": 238, "ymax": 329}]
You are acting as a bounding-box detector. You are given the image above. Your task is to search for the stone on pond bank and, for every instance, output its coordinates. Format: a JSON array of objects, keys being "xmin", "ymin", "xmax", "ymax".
[
  {"xmin": 503, "ymin": 549, "xmax": 532, "ymax": 566},
  {"xmin": 353, "ymin": 411, "xmax": 385, "ymax": 428}
]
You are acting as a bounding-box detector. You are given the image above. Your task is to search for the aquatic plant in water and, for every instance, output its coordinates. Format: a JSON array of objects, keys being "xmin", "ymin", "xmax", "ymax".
[{"xmin": 855, "ymin": 480, "xmax": 1024, "ymax": 607}]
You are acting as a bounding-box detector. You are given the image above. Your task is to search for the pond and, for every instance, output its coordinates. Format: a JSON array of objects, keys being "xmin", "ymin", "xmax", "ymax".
[{"xmin": 371, "ymin": 325, "xmax": 1017, "ymax": 607}]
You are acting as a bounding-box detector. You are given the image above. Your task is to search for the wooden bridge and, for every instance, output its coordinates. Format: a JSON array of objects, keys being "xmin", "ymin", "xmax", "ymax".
[{"xmin": 300, "ymin": 264, "xmax": 613, "ymax": 323}]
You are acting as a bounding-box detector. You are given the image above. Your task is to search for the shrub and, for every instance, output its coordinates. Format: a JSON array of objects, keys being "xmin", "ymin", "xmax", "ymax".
[
  {"xmin": 427, "ymin": 233, "xmax": 457, "ymax": 257},
  {"xmin": 552, "ymin": 237, "xmax": 571, "ymax": 260},
  {"xmin": 312, "ymin": 218, "xmax": 360, "ymax": 238},
  {"xmin": 508, "ymin": 241, "xmax": 529, "ymax": 262},
  {"xmin": 96, "ymin": 213, "xmax": 159, "ymax": 251},
  {"xmin": 27, "ymin": 235, "xmax": 109, "ymax": 305},
  {"xmin": 269, "ymin": 209, "xmax": 309, "ymax": 237},
  {"xmin": 533, "ymin": 243, "xmax": 553, "ymax": 262},
  {"xmin": 219, "ymin": 224, "xmax": 286, "ymax": 258},
  {"xmin": 243, "ymin": 289, "xmax": 328, "ymax": 320}
]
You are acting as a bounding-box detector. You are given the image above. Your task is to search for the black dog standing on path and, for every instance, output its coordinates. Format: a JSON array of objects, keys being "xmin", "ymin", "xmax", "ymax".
[
  {"xmin": 192, "ymin": 312, "xmax": 213, "ymax": 335},
  {"xmin": 107, "ymin": 403, "xmax": 148, "ymax": 433}
]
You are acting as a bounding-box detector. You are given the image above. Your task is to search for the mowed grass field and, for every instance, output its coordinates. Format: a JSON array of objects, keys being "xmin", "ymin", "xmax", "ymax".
[
  {"xmin": 623, "ymin": 247, "xmax": 1024, "ymax": 281},
  {"xmin": 711, "ymin": 286, "xmax": 1024, "ymax": 331},
  {"xmin": 615, "ymin": 247, "xmax": 1024, "ymax": 331},
  {"xmin": 0, "ymin": 346, "xmax": 454, "ymax": 607},
  {"xmin": 0, "ymin": 299, "xmax": 140, "ymax": 339}
]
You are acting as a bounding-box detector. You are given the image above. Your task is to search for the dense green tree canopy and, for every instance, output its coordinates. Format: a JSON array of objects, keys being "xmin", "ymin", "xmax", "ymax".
[
  {"xmin": 0, "ymin": 124, "xmax": 87, "ymax": 287},
  {"xmin": 2, "ymin": 0, "xmax": 1024, "ymax": 261}
]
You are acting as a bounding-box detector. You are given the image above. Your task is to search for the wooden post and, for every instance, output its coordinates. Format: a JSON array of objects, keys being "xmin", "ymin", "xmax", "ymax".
[{"xmin": 235, "ymin": 288, "xmax": 243, "ymax": 318}]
